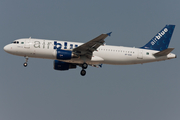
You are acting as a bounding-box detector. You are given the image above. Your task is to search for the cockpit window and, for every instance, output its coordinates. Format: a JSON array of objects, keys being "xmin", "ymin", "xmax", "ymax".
[{"xmin": 12, "ymin": 41, "xmax": 19, "ymax": 44}]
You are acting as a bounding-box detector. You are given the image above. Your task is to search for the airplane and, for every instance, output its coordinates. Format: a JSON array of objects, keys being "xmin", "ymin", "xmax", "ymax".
[{"xmin": 4, "ymin": 25, "xmax": 176, "ymax": 76}]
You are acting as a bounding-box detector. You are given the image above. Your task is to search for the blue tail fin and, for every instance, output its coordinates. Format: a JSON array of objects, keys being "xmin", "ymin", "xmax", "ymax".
[{"xmin": 141, "ymin": 25, "xmax": 175, "ymax": 51}]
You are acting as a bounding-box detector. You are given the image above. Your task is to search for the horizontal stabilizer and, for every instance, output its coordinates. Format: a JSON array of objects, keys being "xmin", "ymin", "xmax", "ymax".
[{"xmin": 153, "ymin": 48, "xmax": 174, "ymax": 57}]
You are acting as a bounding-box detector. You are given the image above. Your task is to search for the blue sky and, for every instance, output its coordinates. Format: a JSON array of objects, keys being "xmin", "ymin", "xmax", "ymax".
[{"xmin": 1, "ymin": 0, "xmax": 180, "ymax": 120}]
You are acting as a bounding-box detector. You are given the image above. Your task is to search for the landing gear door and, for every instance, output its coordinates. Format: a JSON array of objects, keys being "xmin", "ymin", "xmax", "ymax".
[
  {"xmin": 137, "ymin": 49, "xmax": 143, "ymax": 59},
  {"xmin": 24, "ymin": 38, "xmax": 31, "ymax": 49}
]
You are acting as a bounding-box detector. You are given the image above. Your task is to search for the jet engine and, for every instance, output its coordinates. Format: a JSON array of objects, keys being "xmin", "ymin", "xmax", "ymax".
[{"xmin": 54, "ymin": 60, "xmax": 76, "ymax": 71}]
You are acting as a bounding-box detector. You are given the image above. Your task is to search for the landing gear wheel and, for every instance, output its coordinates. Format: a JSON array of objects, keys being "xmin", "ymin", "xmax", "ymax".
[
  {"xmin": 23, "ymin": 62, "xmax": 28, "ymax": 67},
  {"xmin": 82, "ymin": 63, "xmax": 88, "ymax": 69},
  {"xmin": 80, "ymin": 69, "xmax": 86, "ymax": 76},
  {"xmin": 23, "ymin": 56, "xmax": 28, "ymax": 67}
]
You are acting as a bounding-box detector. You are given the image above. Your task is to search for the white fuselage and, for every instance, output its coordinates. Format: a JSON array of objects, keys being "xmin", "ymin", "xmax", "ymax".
[{"xmin": 4, "ymin": 38, "xmax": 176, "ymax": 65}]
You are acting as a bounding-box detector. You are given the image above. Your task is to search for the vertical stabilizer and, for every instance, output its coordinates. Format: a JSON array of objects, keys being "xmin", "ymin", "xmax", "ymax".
[{"xmin": 141, "ymin": 25, "xmax": 175, "ymax": 51}]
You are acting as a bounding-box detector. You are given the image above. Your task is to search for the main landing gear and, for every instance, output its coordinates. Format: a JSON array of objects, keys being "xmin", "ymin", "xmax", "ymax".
[
  {"xmin": 23, "ymin": 56, "xmax": 28, "ymax": 67},
  {"xmin": 80, "ymin": 63, "xmax": 88, "ymax": 76}
]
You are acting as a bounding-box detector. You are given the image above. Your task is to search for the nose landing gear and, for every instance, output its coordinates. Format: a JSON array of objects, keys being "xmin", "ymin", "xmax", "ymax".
[
  {"xmin": 23, "ymin": 56, "xmax": 28, "ymax": 67},
  {"xmin": 23, "ymin": 62, "xmax": 28, "ymax": 67}
]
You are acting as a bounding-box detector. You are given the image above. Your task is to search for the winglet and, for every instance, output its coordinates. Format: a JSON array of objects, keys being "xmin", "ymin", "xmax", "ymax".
[{"xmin": 107, "ymin": 32, "xmax": 112, "ymax": 36}]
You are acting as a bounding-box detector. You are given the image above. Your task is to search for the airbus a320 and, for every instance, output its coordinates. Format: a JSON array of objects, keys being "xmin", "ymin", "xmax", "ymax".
[{"xmin": 4, "ymin": 25, "xmax": 176, "ymax": 76}]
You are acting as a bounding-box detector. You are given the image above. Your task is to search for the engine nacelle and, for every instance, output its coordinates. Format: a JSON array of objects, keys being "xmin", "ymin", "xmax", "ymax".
[
  {"xmin": 56, "ymin": 50, "xmax": 78, "ymax": 60},
  {"xmin": 54, "ymin": 60, "xmax": 76, "ymax": 71}
]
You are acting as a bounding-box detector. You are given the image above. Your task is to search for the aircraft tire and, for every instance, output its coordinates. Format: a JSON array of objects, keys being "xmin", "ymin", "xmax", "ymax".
[
  {"xmin": 81, "ymin": 69, "xmax": 86, "ymax": 76},
  {"xmin": 23, "ymin": 62, "xmax": 28, "ymax": 67},
  {"xmin": 82, "ymin": 63, "xmax": 88, "ymax": 69}
]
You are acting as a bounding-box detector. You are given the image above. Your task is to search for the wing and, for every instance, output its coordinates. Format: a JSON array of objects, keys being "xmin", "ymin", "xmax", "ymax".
[{"xmin": 73, "ymin": 32, "xmax": 112, "ymax": 57}]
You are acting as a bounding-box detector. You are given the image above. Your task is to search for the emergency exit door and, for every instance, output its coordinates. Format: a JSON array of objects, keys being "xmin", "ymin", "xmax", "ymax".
[{"xmin": 24, "ymin": 38, "xmax": 31, "ymax": 49}]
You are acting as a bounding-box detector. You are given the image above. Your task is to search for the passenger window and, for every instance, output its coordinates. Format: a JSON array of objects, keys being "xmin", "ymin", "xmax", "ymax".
[
  {"xmin": 146, "ymin": 52, "xmax": 149, "ymax": 55},
  {"xmin": 21, "ymin": 42, "xmax": 24, "ymax": 44}
]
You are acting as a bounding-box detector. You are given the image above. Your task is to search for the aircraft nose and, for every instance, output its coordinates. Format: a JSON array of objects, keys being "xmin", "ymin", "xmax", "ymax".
[
  {"xmin": 4, "ymin": 45, "xmax": 8, "ymax": 51},
  {"xmin": 3, "ymin": 44, "xmax": 11, "ymax": 53}
]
